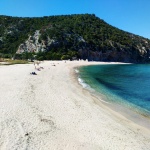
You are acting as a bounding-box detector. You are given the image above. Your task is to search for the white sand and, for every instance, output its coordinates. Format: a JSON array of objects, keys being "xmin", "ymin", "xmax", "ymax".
[{"xmin": 0, "ymin": 61, "xmax": 150, "ymax": 150}]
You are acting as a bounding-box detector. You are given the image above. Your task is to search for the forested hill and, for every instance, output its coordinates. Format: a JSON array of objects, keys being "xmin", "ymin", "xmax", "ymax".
[{"xmin": 0, "ymin": 14, "xmax": 150, "ymax": 63}]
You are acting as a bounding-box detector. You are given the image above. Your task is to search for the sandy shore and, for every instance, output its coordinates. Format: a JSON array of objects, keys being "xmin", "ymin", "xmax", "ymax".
[{"xmin": 0, "ymin": 61, "xmax": 150, "ymax": 150}]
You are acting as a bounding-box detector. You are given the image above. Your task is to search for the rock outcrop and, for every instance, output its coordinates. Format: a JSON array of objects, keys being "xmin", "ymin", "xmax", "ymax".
[{"xmin": 16, "ymin": 30, "xmax": 44, "ymax": 53}]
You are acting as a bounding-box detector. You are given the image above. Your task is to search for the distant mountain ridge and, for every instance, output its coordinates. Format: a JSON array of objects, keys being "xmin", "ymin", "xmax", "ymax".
[{"xmin": 0, "ymin": 14, "xmax": 150, "ymax": 62}]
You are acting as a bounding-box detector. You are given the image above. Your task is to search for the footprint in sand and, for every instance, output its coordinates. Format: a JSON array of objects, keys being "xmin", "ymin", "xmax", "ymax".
[{"xmin": 0, "ymin": 119, "xmax": 28, "ymax": 150}]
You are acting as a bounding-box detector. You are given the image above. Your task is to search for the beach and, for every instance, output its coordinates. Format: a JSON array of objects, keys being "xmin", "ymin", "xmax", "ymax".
[{"xmin": 0, "ymin": 61, "xmax": 150, "ymax": 150}]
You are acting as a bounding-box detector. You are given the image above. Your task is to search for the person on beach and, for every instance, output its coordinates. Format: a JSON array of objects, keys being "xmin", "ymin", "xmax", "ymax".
[
  {"xmin": 34, "ymin": 61, "xmax": 42, "ymax": 70},
  {"xmin": 34, "ymin": 61, "xmax": 36, "ymax": 69},
  {"xmin": 30, "ymin": 72, "xmax": 37, "ymax": 75}
]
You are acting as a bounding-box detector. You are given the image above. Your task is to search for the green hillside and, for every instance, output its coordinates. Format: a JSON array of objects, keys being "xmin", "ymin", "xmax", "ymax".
[{"xmin": 0, "ymin": 14, "xmax": 150, "ymax": 62}]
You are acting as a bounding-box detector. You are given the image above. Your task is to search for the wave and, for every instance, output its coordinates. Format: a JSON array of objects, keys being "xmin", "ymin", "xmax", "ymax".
[
  {"xmin": 78, "ymin": 77, "xmax": 95, "ymax": 92},
  {"xmin": 74, "ymin": 69, "xmax": 79, "ymax": 73}
]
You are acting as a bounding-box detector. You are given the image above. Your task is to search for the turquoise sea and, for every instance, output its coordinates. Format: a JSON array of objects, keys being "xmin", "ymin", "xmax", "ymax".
[{"xmin": 77, "ymin": 64, "xmax": 150, "ymax": 117}]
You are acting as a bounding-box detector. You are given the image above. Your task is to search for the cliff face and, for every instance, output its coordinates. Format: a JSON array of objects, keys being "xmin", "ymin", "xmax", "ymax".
[
  {"xmin": 17, "ymin": 30, "xmax": 44, "ymax": 53},
  {"xmin": 0, "ymin": 14, "xmax": 150, "ymax": 62}
]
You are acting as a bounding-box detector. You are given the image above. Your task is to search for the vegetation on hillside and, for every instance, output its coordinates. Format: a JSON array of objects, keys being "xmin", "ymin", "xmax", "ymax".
[{"xmin": 0, "ymin": 14, "xmax": 150, "ymax": 62}]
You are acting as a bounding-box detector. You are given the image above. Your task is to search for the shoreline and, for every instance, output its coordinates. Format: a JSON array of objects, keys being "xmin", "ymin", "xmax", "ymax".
[
  {"xmin": 0, "ymin": 60, "xmax": 150, "ymax": 149},
  {"xmin": 73, "ymin": 63, "xmax": 150, "ymax": 130},
  {"xmin": 73, "ymin": 62, "xmax": 150, "ymax": 131}
]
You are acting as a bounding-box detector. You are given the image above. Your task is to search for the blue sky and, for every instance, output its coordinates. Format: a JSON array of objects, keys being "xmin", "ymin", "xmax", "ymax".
[{"xmin": 0, "ymin": 0, "xmax": 150, "ymax": 39}]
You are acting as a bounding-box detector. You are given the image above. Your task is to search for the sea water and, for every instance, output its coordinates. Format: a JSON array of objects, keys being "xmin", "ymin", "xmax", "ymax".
[{"xmin": 77, "ymin": 64, "xmax": 150, "ymax": 117}]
